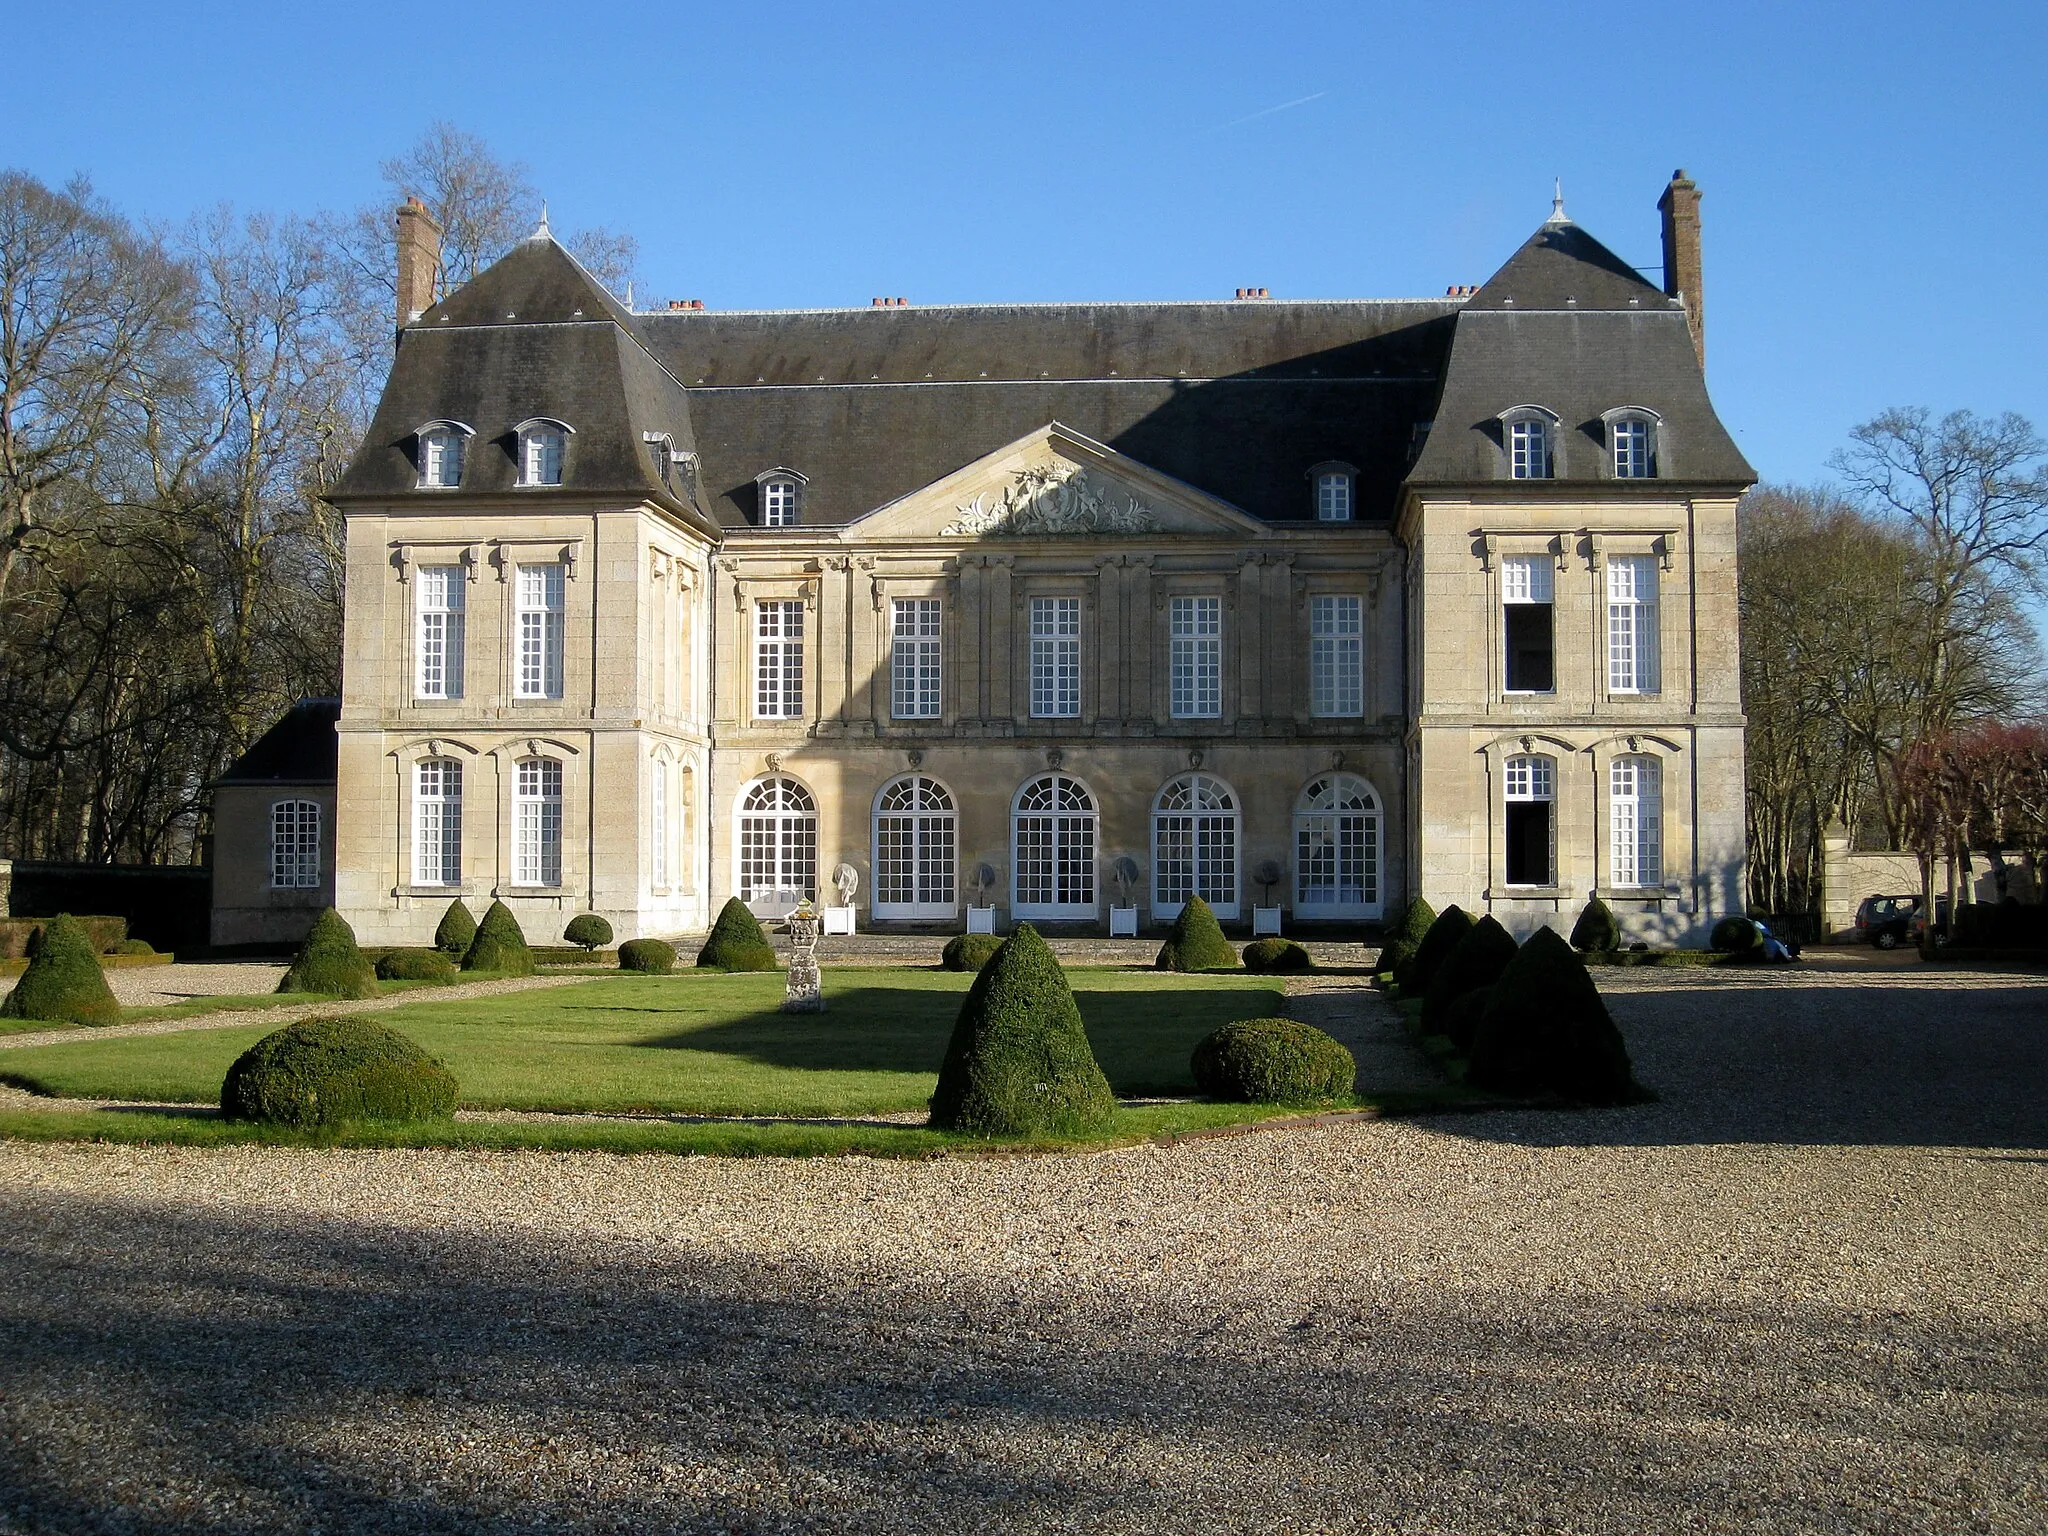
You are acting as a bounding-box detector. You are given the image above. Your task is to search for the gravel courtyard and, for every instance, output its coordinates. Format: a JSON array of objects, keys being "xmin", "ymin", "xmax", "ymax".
[{"xmin": 2, "ymin": 964, "xmax": 2043, "ymax": 1534}]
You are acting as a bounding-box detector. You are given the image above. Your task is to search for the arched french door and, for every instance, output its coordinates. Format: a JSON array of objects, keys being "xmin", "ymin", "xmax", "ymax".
[
  {"xmin": 735, "ymin": 775, "xmax": 817, "ymax": 916},
  {"xmin": 1012, "ymin": 774, "xmax": 1097, "ymax": 921},
  {"xmin": 871, "ymin": 775, "xmax": 957, "ymax": 919},
  {"xmin": 1294, "ymin": 773, "xmax": 1382, "ymax": 919},
  {"xmin": 1152, "ymin": 773, "xmax": 1240, "ymax": 920}
]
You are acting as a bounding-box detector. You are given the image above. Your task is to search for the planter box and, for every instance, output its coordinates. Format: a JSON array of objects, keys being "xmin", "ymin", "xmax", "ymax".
[
  {"xmin": 1252, "ymin": 906, "xmax": 1283, "ymax": 937},
  {"xmin": 822, "ymin": 906, "xmax": 857, "ymax": 936},
  {"xmin": 1108, "ymin": 906, "xmax": 1139, "ymax": 937},
  {"xmin": 966, "ymin": 906, "xmax": 997, "ymax": 934}
]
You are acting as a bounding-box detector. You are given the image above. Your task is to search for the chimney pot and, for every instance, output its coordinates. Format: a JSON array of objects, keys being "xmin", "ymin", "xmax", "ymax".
[{"xmin": 1658, "ymin": 169, "xmax": 1705, "ymax": 368}]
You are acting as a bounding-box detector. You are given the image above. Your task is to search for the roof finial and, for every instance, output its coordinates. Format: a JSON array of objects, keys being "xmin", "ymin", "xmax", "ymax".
[
  {"xmin": 1549, "ymin": 178, "xmax": 1569, "ymax": 223},
  {"xmin": 533, "ymin": 200, "xmax": 552, "ymax": 241},
  {"xmin": 624, "ymin": 280, "xmax": 634, "ymax": 311}
]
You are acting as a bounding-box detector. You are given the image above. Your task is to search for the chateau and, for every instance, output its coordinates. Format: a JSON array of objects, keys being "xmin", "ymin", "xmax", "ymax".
[{"xmin": 223, "ymin": 173, "xmax": 1752, "ymax": 947}]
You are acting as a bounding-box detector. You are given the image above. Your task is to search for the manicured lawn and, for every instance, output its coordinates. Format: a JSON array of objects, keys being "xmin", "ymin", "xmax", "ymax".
[{"xmin": 0, "ymin": 966, "xmax": 1287, "ymax": 1117}]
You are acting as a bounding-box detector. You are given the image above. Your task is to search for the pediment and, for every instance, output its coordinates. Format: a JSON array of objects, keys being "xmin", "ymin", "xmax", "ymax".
[{"xmin": 841, "ymin": 422, "xmax": 1268, "ymax": 541}]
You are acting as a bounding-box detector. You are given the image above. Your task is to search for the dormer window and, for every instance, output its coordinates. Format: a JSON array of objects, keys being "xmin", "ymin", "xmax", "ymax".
[
  {"xmin": 515, "ymin": 419, "xmax": 572, "ymax": 487},
  {"xmin": 417, "ymin": 421, "xmax": 473, "ymax": 489},
  {"xmin": 756, "ymin": 468, "xmax": 807, "ymax": 527},
  {"xmin": 1603, "ymin": 407, "xmax": 1661, "ymax": 479},
  {"xmin": 1308, "ymin": 461, "xmax": 1357, "ymax": 522},
  {"xmin": 1499, "ymin": 407, "xmax": 1558, "ymax": 480}
]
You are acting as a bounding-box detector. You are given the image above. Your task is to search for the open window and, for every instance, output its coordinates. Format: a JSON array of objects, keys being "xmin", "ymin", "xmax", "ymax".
[
  {"xmin": 1501, "ymin": 553, "xmax": 1555, "ymax": 693},
  {"xmin": 1504, "ymin": 754, "xmax": 1555, "ymax": 886}
]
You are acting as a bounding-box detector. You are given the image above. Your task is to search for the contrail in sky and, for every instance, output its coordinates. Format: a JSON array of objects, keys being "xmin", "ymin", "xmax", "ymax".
[{"xmin": 1200, "ymin": 91, "xmax": 1328, "ymax": 136}]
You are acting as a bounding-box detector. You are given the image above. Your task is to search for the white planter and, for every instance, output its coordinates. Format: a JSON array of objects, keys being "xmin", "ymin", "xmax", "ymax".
[
  {"xmin": 821, "ymin": 906, "xmax": 857, "ymax": 935},
  {"xmin": 966, "ymin": 906, "xmax": 997, "ymax": 934},
  {"xmin": 1108, "ymin": 905, "xmax": 1139, "ymax": 937},
  {"xmin": 1252, "ymin": 906, "xmax": 1283, "ymax": 936}
]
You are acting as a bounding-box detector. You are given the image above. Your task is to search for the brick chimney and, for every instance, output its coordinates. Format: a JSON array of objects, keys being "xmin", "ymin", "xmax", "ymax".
[
  {"xmin": 1658, "ymin": 169, "xmax": 1704, "ymax": 367},
  {"xmin": 394, "ymin": 197, "xmax": 442, "ymax": 332}
]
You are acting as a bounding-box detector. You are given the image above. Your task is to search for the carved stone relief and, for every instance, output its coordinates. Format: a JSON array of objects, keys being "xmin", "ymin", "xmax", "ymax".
[{"xmin": 943, "ymin": 463, "xmax": 1160, "ymax": 537}]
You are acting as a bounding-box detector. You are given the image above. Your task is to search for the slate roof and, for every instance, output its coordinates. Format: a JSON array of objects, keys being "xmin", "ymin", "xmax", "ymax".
[{"xmin": 215, "ymin": 698, "xmax": 340, "ymax": 786}]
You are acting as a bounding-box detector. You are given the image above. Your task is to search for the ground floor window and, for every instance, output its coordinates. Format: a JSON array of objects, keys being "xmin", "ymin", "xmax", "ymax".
[
  {"xmin": 1013, "ymin": 774, "xmax": 1097, "ymax": 919},
  {"xmin": 738, "ymin": 775, "xmax": 817, "ymax": 914},
  {"xmin": 872, "ymin": 775, "xmax": 956, "ymax": 918},
  {"xmin": 271, "ymin": 799, "xmax": 321, "ymax": 889},
  {"xmin": 1153, "ymin": 773, "xmax": 1239, "ymax": 919},
  {"xmin": 514, "ymin": 758, "xmax": 562, "ymax": 887},
  {"xmin": 1295, "ymin": 774, "xmax": 1380, "ymax": 918},
  {"xmin": 1504, "ymin": 754, "xmax": 1555, "ymax": 887},
  {"xmin": 1610, "ymin": 755, "xmax": 1662, "ymax": 888},
  {"xmin": 414, "ymin": 762, "xmax": 461, "ymax": 887}
]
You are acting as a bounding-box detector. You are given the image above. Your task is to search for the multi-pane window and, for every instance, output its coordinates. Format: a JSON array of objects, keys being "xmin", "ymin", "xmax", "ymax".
[
  {"xmin": 1315, "ymin": 472, "xmax": 1353, "ymax": 521},
  {"xmin": 1611, "ymin": 756, "xmax": 1663, "ymax": 888},
  {"xmin": 651, "ymin": 760, "xmax": 668, "ymax": 889},
  {"xmin": 761, "ymin": 478, "xmax": 800, "ymax": 527},
  {"xmin": 754, "ymin": 600, "xmax": 805, "ymax": 719},
  {"xmin": 1310, "ymin": 595, "xmax": 1364, "ymax": 717},
  {"xmin": 1502, "ymin": 554, "xmax": 1555, "ymax": 692},
  {"xmin": 1153, "ymin": 774, "xmax": 1239, "ymax": 919},
  {"xmin": 1170, "ymin": 596, "xmax": 1222, "ymax": 718},
  {"xmin": 1013, "ymin": 774, "xmax": 1097, "ymax": 917},
  {"xmin": 419, "ymin": 427, "xmax": 464, "ymax": 487},
  {"xmin": 1607, "ymin": 555, "xmax": 1660, "ymax": 694},
  {"xmin": 891, "ymin": 598, "xmax": 941, "ymax": 719},
  {"xmin": 738, "ymin": 776, "xmax": 817, "ymax": 912},
  {"xmin": 519, "ymin": 425, "xmax": 566, "ymax": 486},
  {"xmin": 515, "ymin": 563, "xmax": 566, "ymax": 699},
  {"xmin": 1294, "ymin": 774, "xmax": 1380, "ymax": 917},
  {"xmin": 873, "ymin": 775, "xmax": 956, "ymax": 918},
  {"xmin": 413, "ymin": 760, "xmax": 461, "ymax": 887},
  {"xmin": 270, "ymin": 800, "xmax": 321, "ymax": 889},
  {"xmin": 1029, "ymin": 597, "xmax": 1081, "ymax": 718},
  {"xmin": 514, "ymin": 758, "xmax": 562, "ymax": 887},
  {"xmin": 1612, "ymin": 417, "xmax": 1654, "ymax": 478},
  {"xmin": 415, "ymin": 565, "xmax": 466, "ymax": 699},
  {"xmin": 1504, "ymin": 754, "xmax": 1555, "ymax": 887},
  {"xmin": 1509, "ymin": 418, "xmax": 1551, "ymax": 479}
]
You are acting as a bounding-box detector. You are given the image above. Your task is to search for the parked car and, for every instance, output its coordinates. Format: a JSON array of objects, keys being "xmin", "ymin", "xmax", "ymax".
[{"xmin": 1853, "ymin": 893, "xmax": 1950, "ymax": 949}]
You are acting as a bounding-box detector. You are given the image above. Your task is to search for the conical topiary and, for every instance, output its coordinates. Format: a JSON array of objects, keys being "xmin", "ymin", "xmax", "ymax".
[
  {"xmin": 462, "ymin": 900, "xmax": 535, "ymax": 975},
  {"xmin": 929, "ymin": 923, "xmax": 1117, "ymax": 1137},
  {"xmin": 695, "ymin": 897, "xmax": 779, "ymax": 971},
  {"xmin": 1397, "ymin": 904, "xmax": 1473, "ymax": 995},
  {"xmin": 276, "ymin": 908, "xmax": 379, "ymax": 1000},
  {"xmin": 1374, "ymin": 895, "xmax": 1436, "ymax": 979},
  {"xmin": 434, "ymin": 899, "xmax": 477, "ymax": 957},
  {"xmin": 1154, "ymin": 895, "xmax": 1240, "ymax": 971},
  {"xmin": 1421, "ymin": 914, "xmax": 1519, "ymax": 1041},
  {"xmin": 1569, "ymin": 896, "xmax": 1620, "ymax": 953},
  {"xmin": 0, "ymin": 913, "xmax": 121, "ymax": 1027},
  {"xmin": 1468, "ymin": 926, "xmax": 1637, "ymax": 1105}
]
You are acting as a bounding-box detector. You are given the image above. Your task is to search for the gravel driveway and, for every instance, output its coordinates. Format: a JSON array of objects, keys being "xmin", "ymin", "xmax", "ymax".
[{"xmin": 1, "ymin": 965, "xmax": 2043, "ymax": 1534}]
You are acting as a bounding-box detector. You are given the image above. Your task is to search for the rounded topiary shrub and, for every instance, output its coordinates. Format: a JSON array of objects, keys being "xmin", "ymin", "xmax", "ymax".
[
  {"xmin": 276, "ymin": 908, "xmax": 379, "ymax": 1000},
  {"xmin": 929, "ymin": 923, "xmax": 1116, "ymax": 1137},
  {"xmin": 1570, "ymin": 896, "xmax": 1620, "ymax": 953},
  {"xmin": 942, "ymin": 933, "xmax": 1004, "ymax": 972},
  {"xmin": 1155, "ymin": 896, "xmax": 1240, "ymax": 972},
  {"xmin": 1397, "ymin": 905, "xmax": 1474, "ymax": 994},
  {"xmin": 220, "ymin": 1016, "xmax": 457, "ymax": 1130},
  {"xmin": 1242, "ymin": 938, "xmax": 1313, "ymax": 973},
  {"xmin": 1421, "ymin": 915, "xmax": 1519, "ymax": 1039},
  {"xmin": 0, "ymin": 913, "xmax": 121, "ymax": 1027},
  {"xmin": 696, "ymin": 897, "xmax": 779, "ymax": 971},
  {"xmin": 564, "ymin": 913, "xmax": 614, "ymax": 952},
  {"xmin": 1374, "ymin": 896, "xmax": 1437, "ymax": 979},
  {"xmin": 1710, "ymin": 915, "xmax": 1760, "ymax": 954},
  {"xmin": 462, "ymin": 900, "xmax": 535, "ymax": 975},
  {"xmin": 110, "ymin": 938, "xmax": 156, "ymax": 956},
  {"xmin": 1468, "ymin": 927, "xmax": 1637, "ymax": 1105},
  {"xmin": 1191, "ymin": 1018, "xmax": 1355, "ymax": 1104},
  {"xmin": 375, "ymin": 947, "xmax": 457, "ymax": 984},
  {"xmin": 434, "ymin": 899, "xmax": 478, "ymax": 957},
  {"xmin": 619, "ymin": 938, "xmax": 676, "ymax": 974}
]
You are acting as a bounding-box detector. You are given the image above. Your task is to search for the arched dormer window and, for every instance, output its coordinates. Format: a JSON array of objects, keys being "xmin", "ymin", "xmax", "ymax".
[
  {"xmin": 1307, "ymin": 460, "xmax": 1357, "ymax": 522},
  {"xmin": 515, "ymin": 419, "xmax": 573, "ymax": 486},
  {"xmin": 1498, "ymin": 406, "xmax": 1559, "ymax": 480},
  {"xmin": 416, "ymin": 421, "xmax": 474, "ymax": 489},
  {"xmin": 1601, "ymin": 406, "xmax": 1661, "ymax": 479},
  {"xmin": 755, "ymin": 467, "xmax": 808, "ymax": 527}
]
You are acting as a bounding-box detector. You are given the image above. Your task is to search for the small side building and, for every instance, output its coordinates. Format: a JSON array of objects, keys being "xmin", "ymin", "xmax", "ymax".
[{"xmin": 209, "ymin": 698, "xmax": 340, "ymax": 946}]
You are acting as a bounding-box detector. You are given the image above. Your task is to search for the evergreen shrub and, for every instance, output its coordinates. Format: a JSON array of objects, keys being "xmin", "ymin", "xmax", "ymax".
[
  {"xmin": 463, "ymin": 901, "xmax": 535, "ymax": 975},
  {"xmin": 1242, "ymin": 938, "xmax": 1313, "ymax": 973},
  {"xmin": 434, "ymin": 900, "xmax": 478, "ymax": 957},
  {"xmin": 375, "ymin": 947, "xmax": 457, "ymax": 983},
  {"xmin": 220, "ymin": 1016, "xmax": 457, "ymax": 1130},
  {"xmin": 1570, "ymin": 897, "xmax": 1619, "ymax": 953},
  {"xmin": 563, "ymin": 914, "xmax": 614, "ymax": 952},
  {"xmin": 1468, "ymin": 927, "xmax": 1636, "ymax": 1105},
  {"xmin": 276, "ymin": 908, "xmax": 379, "ymax": 999},
  {"xmin": 110, "ymin": 938, "xmax": 156, "ymax": 956},
  {"xmin": 1710, "ymin": 915, "xmax": 1760, "ymax": 954},
  {"xmin": 0, "ymin": 913, "xmax": 121, "ymax": 1027},
  {"xmin": 929, "ymin": 923, "xmax": 1116, "ymax": 1137},
  {"xmin": 1439, "ymin": 985, "xmax": 1494, "ymax": 1053},
  {"xmin": 696, "ymin": 898, "xmax": 779, "ymax": 971},
  {"xmin": 942, "ymin": 933, "xmax": 1004, "ymax": 972},
  {"xmin": 1421, "ymin": 915, "xmax": 1519, "ymax": 1038},
  {"xmin": 1374, "ymin": 896, "xmax": 1437, "ymax": 979},
  {"xmin": 619, "ymin": 938, "xmax": 676, "ymax": 974},
  {"xmin": 1398, "ymin": 905, "xmax": 1473, "ymax": 994},
  {"xmin": 1154, "ymin": 896, "xmax": 1240, "ymax": 971},
  {"xmin": 1190, "ymin": 1018, "xmax": 1355, "ymax": 1104}
]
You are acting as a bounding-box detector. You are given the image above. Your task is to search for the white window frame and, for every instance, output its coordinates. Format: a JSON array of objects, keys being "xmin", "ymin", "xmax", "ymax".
[
  {"xmin": 515, "ymin": 419, "xmax": 572, "ymax": 487},
  {"xmin": 1293, "ymin": 774, "xmax": 1381, "ymax": 920},
  {"xmin": 1309, "ymin": 594, "xmax": 1365, "ymax": 717},
  {"xmin": 871, "ymin": 774, "xmax": 958, "ymax": 920},
  {"xmin": 1011, "ymin": 774, "xmax": 1098, "ymax": 920},
  {"xmin": 1152, "ymin": 774, "xmax": 1240, "ymax": 921},
  {"xmin": 1610, "ymin": 416, "xmax": 1655, "ymax": 479},
  {"xmin": 513, "ymin": 757, "xmax": 563, "ymax": 888},
  {"xmin": 1610, "ymin": 755, "xmax": 1663, "ymax": 890},
  {"xmin": 1606, "ymin": 555, "xmax": 1661, "ymax": 694},
  {"xmin": 416, "ymin": 422, "xmax": 472, "ymax": 489},
  {"xmin": 415, "ymin": 564, "xmax": 467, "ymax": 700},
  {"xmin": 1501, "ymin": 553, "xmax": 1557, "ymax": 696},
  {"xmin": 1169, "ymin": 595, "xmax": 1222, "ymax": 719},
  {"xmin": 269, "ymin": 799, "xmax": 321, "ymax": 889},
  {"xmin": 754, "ymin": 599, "xmax": 806, "ymax": 720},
  {"xmin": 736, "ymin": 775, "xmax": 817, "ymax": 916},
  {"xmin": 1029, "ymin": 596, "xmax": 1081, "ymax": 719},
  {"xmin": 413, "ymin": 760, "xmax": 462, "ymax": 887},
  {"xmin": 1505, "ymin": 413, "xmax": 1555, "ymax": 480},
  {"xmin": 1315, "ymin": 471, "xmax": 1353, "ymax": 521},
  {"xmin": 651, "ymin": 758, "xmax": 668, "ymax": 891},
  {"xmin": 1503, "ymin": 753, "xmax": 1557, "ymax": 888},
  {"xmin": 514, "ymin": 562, "xmax": 566, "ymax": 700},
  {"xmin": 761, "ymin": 477, "xmax": 801, "ymax": 527},
  {"xmin": 890, "ymin": 597, "xmax": 942, "ymax": 720}
]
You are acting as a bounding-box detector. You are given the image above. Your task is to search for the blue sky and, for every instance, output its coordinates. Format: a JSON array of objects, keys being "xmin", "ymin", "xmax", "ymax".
[{"xmin": 16, "ymin": 0, "xmax": 2043, "ymax": 488}]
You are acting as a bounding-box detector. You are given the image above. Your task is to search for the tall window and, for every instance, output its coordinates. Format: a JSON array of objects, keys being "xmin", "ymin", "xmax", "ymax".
[
  {"xmin": 1310, "ymin": 595, "xmax": 1364, "ymax": 717},
  {"xmin": 1504, "ymin": 754, "xmax": 1555, "ymax": 887},
  {"xmin": 514, "ymin": 758, "xmax": 562, "ymax": 887},
  {"xmin": 873, "ymin": 775, "xmax": 957, "ymax": 919},
  {"xmin": 418, "ymin": 426, "xmax": 465, "ymax": 488},
  {"xmin": 651, "ymin": 760, "xmax": 668, "ymax": 889},
  {"xmin": 413, "ymin": 760, "xmax": 461, "ymax": 887},
  {"xmin": 1030, "ymin": 597, "xmax": 1081, "ymax": 719},
  {"xmin": 416, "ymin": 565, "xmax": 466, "ymax": 699},
  {"xmin": 518, "ymin": 424, "xmax": 567, "ymax": 486},
  {"xmin": 1153, "ymin": 774, "xmax": 1239, "ymax": 920},
  {"xmin": 1612, "ymin": 417, "xmax": 1655, "ymax": 478},
  {"xmin": 755, "ymin": 600, "xmax": 805, "ymax": 719},
  {"xmin": 1607, "ymin": 556, "xmax": 1660, "ymax": 694},
  {"xmin": 1013, "ymin": 774, "xmax": 1097, "ymax": 918},
  {"xmin": 1170, "ymin": 596, "xmax": 1222, "ymax": 718},
  {"xmin": 270, "ymin": 800, "xmax": 321, "ymax": 889},
  {"xmin": 515, "ymin": 563, "xmax": 566, "ymax": 699},
  {"xmin": 1294, "ymin": 775, "xmax": 1380, "ymax": 918},
  {"xmin": 1315, "ymin": 471, "xmax": 1353, "ymax": 521},
  {"xmin": 737, "ymin": 776, "xmax": 817, "ymax": 913},
  {"xmin": 1611, "ymin": 756, "xmax": 1662, "ymax": 889},
  {"xmin": 1502, "ymin": 554, "xmax": 1555, "ymax": 693},
  {"xmin": 1509, "ymin": 418, "xmax": 1552, "ymax": 479},
  {"xmin": 891, "ymin": 598, "xmax": 941, "ymax": 719},
  {"xmin": 761, "ymin": 478, "xmax": 801, "ymax": 527}
]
